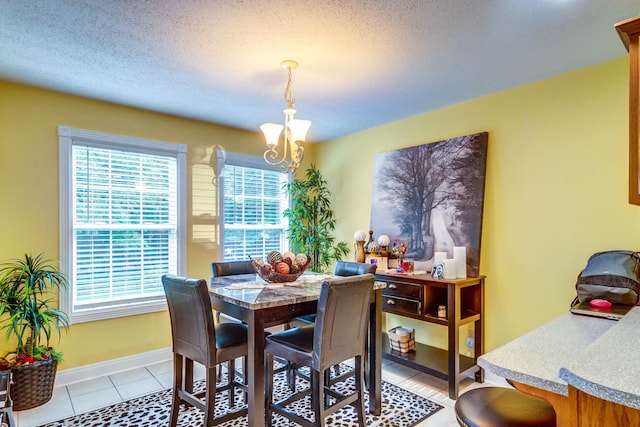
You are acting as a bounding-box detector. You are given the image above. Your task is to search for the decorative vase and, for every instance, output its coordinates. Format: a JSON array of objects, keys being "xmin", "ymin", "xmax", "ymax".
[{"xmin": 355, "ymin": 241, "xmax": 366, "ymax": 263}]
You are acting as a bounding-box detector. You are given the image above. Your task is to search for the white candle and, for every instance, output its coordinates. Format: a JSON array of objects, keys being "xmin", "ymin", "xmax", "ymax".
[
  {"xmin": 443, "ymin": 258, "xmax": 456, "ymax": 279},
  {"xmin": 453, "ymin": 246, "xmax": 467, "ymax": 278},
  {"xmin": 434, "ymin": 251, "xmax": 447, "ymax": 264}
]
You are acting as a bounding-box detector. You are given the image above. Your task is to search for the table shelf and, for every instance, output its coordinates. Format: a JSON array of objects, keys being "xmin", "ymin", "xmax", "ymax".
[{"xmin": 382, "ymin": 333, "xmax": 477, "ymax": 379}]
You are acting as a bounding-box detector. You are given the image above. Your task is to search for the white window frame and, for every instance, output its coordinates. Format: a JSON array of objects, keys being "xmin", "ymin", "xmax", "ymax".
[
  {"xmin": 216, "ymin": 151, "xmax": 291, "ymax": 260},
  {"xmin": 58, "ymin": 126, "xmax": 186, "ymax": 324}
]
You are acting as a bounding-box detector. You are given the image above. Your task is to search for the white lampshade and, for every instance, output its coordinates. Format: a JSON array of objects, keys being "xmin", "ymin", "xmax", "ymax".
[
  {"xmin": 354, "ymin": 230, "xmax": 366, "ymax": 242},
  {"xmin": 287, "ymin": 119, "xmax": 311, "ymax": 142},
  {"xmin": 260, "ymin": 123, "xmax": 284, "ymax": 148}
]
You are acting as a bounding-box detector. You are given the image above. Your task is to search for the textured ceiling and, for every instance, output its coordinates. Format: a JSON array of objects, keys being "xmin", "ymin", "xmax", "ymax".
[{"xmin": 1, "ymin": 1, "xmax": 638, "ymax": 142}]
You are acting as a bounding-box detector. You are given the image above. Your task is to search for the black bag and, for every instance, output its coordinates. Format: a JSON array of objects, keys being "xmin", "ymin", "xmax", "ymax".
[{"xmin": 574, "ymin": 250, "xmax": 640, "ymax": 305}]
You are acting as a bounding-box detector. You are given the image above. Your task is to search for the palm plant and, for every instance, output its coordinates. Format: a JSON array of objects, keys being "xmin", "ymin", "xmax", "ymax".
[
  {"xmin": 283, "ymin": 165, "xmax": 349, "ymax": 272},
  {"xmin": 0, "ymin": 253, "xmax": 69, "ymax": 363}
]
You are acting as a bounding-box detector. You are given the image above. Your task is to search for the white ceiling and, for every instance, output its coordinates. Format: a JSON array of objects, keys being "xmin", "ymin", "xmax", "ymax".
[{"xmin": 1, "ymin": 1, "xmax": 638, "ymax": 142}]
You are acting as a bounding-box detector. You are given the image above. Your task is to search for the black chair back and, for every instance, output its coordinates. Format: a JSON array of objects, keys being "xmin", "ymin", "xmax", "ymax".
[
  {"xmin": 334, "ymin": 260, "xmax": 377, "ymax": 276},
  {"xmin": 312, "ymin": 274, "xmax": 374, "ymax": 371},
  {"xmin": 162, "ymin": 274, "xmax": 216, "ymax": 367},
  {"xmin": 211, "ymin": 260, "xmax": 254, "ymax": 278}
]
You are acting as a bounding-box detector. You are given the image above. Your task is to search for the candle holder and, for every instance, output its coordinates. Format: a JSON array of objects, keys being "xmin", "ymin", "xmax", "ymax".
[{"xmin": 354, "ymin": 230, "xmax": 367, "ymax": 263}]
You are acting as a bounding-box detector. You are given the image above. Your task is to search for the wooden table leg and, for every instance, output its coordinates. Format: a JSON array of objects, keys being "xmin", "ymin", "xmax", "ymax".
[
  {"xmin": 474, "ymin": 281, "xmax": 485, "ymax": 384},
  {"xmin": 447, "ymin": 285, "xmax": 460, "ymax": 399},
  {"xmin": 246, "ymin": 311, "xmax": 266, "ymax": 427},
  {"xmin": 368, "ymin": 288, "xmax": 382, "ymax": 415}
]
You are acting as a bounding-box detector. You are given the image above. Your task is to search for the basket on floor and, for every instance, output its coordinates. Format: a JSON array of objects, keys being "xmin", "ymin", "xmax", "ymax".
[
  {"xmin": 388, "ymin": 327, "xmax": 416, "ymax": 353},
  {"xmin": 10, "ymin": 357, "xmax": 57, "ymax": 411}
]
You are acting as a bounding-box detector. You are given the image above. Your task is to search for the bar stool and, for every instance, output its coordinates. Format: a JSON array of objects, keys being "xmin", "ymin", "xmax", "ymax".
[{"xmin": 454, "ymin": 387, "xmax": 556, "ymax": 427}]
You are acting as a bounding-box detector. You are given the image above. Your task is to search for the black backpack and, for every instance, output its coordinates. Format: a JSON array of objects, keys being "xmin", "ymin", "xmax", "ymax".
[{"xmin": 573, "ymin": 250, "xmax": 640, "ymax": 306}]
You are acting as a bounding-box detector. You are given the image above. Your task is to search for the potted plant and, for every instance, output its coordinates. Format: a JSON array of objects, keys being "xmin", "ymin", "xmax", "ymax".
[
  {"xmin": 0, "ymin": 253, "xmax": 69, "ymax": 411},
  {"xmin": 283, "ymin": 164, "xmax": 349, "ymax": 272}
]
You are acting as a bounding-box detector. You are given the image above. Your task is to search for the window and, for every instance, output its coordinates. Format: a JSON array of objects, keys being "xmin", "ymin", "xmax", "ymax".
[
  {"xmin": 59, "ymin": 126, "xmax": 186, "ymax": 324},
  {"xmin": 218, "ymin": 152, "xmax": 290, "ymax": 261}
]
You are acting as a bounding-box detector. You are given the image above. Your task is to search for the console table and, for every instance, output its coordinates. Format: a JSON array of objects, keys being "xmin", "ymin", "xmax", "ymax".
[{"xmin": 375, "ymin": 272, "xmax": 485, "ymax": 399}]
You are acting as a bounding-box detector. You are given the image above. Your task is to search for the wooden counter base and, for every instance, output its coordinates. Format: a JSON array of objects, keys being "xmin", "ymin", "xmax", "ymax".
[
  {"xmin": 512, "ymin": 381, "xmax": 570, "ymax": 426},
  {"xmin": 512, "ymin": 381, "xmax": 640, "ymax": 427},
  {"xmin": 569, "ymin": 385, "xmax": 640, "ymax": 427}
]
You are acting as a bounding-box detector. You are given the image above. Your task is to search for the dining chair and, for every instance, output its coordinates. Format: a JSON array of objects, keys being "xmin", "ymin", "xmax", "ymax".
[
  {"xmin": 292, "ymin": 261, "xmax": 377, "ymax": 326},
  {"xmin": 264, "ymin": 274, "xmax": 374, "ymax": 427},
  {"xmin": 211, "ymin": 260, "xmax": 255, "ymax": 325},
  {"xmin": 290, "ymin": 261, "xmax": 378, "ymax": 383},
  {"xmin": 211, "ymin": 259, "xmax": 294, "ymax": 386},
  {"xmin": 211, "ymin": 260, "xmax": 254, "ymax": 279},
  {"xmin": 211, "ymin": 260, "xmax": 257, "ymax": 381},
  {"xmin": 162, "ymin": 274, "xmax": 248, "ymax": 427}
]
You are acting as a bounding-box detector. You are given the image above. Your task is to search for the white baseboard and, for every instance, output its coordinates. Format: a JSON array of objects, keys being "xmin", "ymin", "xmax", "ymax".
[{"xmin": 55, "ymin": 347, "xmax": 172, "ymax": 387}]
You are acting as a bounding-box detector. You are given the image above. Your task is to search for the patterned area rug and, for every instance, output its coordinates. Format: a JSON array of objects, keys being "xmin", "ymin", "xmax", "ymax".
[{"xmin": 38, "ymin": 365, "xmax": 442, "ymax": 426}]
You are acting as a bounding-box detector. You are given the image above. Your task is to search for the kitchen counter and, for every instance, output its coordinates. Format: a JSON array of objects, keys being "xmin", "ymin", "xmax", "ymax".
[
  {"xmin": 478, "ymin": 311, "xmax": 615, "ymax": 396},
  {"xmin": 479, "ymin": 307, "xmax": 640, "ymax": 425},
  {"xmin": 559, "ymin": 307, "xmax": 640, "ymax": 409}
]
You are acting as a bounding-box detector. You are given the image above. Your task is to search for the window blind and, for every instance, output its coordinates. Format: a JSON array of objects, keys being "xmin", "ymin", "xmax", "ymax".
[
  {"xmin": 72, "ymin": 145, "xmax": 178, "ymax": 308},
  {"xmin": 222, "ymin": 162, "xmax": 289, "ymax": 261}
]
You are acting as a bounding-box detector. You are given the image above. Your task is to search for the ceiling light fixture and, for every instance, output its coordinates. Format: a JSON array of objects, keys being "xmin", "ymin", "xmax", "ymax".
[{"xmin": 260, "ymin": 60, "xmax": 311, "ymax": 173}]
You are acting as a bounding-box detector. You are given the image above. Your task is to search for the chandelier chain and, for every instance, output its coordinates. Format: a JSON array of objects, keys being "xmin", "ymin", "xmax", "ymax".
[{"xmin": 284, "ymin": 66, "xmax": 295, "ymax": 109}]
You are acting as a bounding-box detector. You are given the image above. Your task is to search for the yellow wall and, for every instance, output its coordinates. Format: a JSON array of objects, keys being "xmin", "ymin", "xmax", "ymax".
[
  {"xmin": 0, "ymin": 81, "xmax": 316, "ymax": 368},
  {"xmin": 0, "ymin": 55, "xmax": 636, "ymax": 370},
  {"xmin": 316, "ymin": 57, "xmax": 640, "ymax": 353}
]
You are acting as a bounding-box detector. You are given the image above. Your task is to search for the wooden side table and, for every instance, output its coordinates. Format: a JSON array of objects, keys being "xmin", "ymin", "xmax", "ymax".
[{"xmin": 375, "ymin": 272, "xmax": 485, "ymax": 399}]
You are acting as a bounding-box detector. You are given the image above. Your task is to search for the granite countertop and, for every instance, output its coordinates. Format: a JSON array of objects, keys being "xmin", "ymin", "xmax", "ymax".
[
  {"xmin": 479, "ymin": 307, "xmax": 640, "ymax": 408},
  {"xmin": 479, "ymin": 312, "xmax": 615, "ymax": 396},
  {"xmin": 559, "ymin": 307, "xmax": 640, "ymax": 409}
]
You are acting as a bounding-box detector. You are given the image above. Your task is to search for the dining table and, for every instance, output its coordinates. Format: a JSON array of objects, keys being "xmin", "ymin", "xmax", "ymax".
[{"xmin": 208, "ymin": 272, "xmax": 386, "ymax": 427}]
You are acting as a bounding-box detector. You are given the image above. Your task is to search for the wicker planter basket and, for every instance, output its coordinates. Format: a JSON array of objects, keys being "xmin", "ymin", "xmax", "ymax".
[{"xmin": 10, "ymin": 357, "xmax": 57, "ymax": 411}]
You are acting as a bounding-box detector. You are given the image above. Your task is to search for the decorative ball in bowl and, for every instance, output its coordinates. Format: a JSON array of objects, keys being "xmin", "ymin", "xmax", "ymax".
[{"xmin": 250, "ymin": 252, "xmax": 310, "ymax": 283}]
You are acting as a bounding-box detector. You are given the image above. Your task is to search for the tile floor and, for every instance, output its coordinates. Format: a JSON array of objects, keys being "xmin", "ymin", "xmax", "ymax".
[{"xmin": 14, "ymin": 358, "xmax": 496, "ymax": 427}]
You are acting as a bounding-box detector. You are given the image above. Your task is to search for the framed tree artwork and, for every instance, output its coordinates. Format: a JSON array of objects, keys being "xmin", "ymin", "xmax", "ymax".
[{"xmin": 369, "ymin": 132, "xmax": 488, "ymax": 277}]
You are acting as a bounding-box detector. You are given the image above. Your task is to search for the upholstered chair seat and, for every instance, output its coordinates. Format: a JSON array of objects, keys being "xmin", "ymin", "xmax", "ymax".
[{"xmin": 454, "ymin": 386, "xmax": 556, "ymax": 427}]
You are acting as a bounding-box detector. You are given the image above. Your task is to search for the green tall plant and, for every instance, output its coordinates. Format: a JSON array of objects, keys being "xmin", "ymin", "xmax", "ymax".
[
  {"xmin": 0, "ymin": 253, "xmax": 69, "ymax": 363},
  {"xmin": 283, "ymin": 164, "xmax": 349, "ymax": 272}
]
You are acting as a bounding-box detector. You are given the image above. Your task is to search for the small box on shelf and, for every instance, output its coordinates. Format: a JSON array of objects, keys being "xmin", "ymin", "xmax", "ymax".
[{"xmin": 388, "ymin": 326, "xmax": 416, "ymax": 353}]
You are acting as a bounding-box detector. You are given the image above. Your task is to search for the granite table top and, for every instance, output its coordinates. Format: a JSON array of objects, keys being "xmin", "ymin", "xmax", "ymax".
[
  {"xmin": 479, "ymin": 307, "xmax": 640, "ymax": 409},
  {"xmin": 208, "ymin": 272, "xmax": 386, "ymax": 310}
]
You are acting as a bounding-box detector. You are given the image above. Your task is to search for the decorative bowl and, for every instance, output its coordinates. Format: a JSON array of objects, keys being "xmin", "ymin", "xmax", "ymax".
[{"xmin": 250, "ymin": 259, "xmax": 307, "ymax": 283}]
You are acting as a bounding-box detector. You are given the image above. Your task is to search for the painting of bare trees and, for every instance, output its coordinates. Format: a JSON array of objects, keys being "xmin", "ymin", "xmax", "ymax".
[{"xmin": 369, "ymin": 132, "xmax": 488, "ymax": 277}]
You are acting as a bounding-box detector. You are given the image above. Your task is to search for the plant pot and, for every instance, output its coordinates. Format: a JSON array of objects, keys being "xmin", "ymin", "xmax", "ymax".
[{"xmin": 10, "ymin": 357, "xmax": 57, "ymax": 411}]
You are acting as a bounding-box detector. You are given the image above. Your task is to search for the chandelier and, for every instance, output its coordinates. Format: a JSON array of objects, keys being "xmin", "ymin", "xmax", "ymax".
[{"xmin": 260, "ymin": 60, "xmax": 311, "ymax": 173}]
